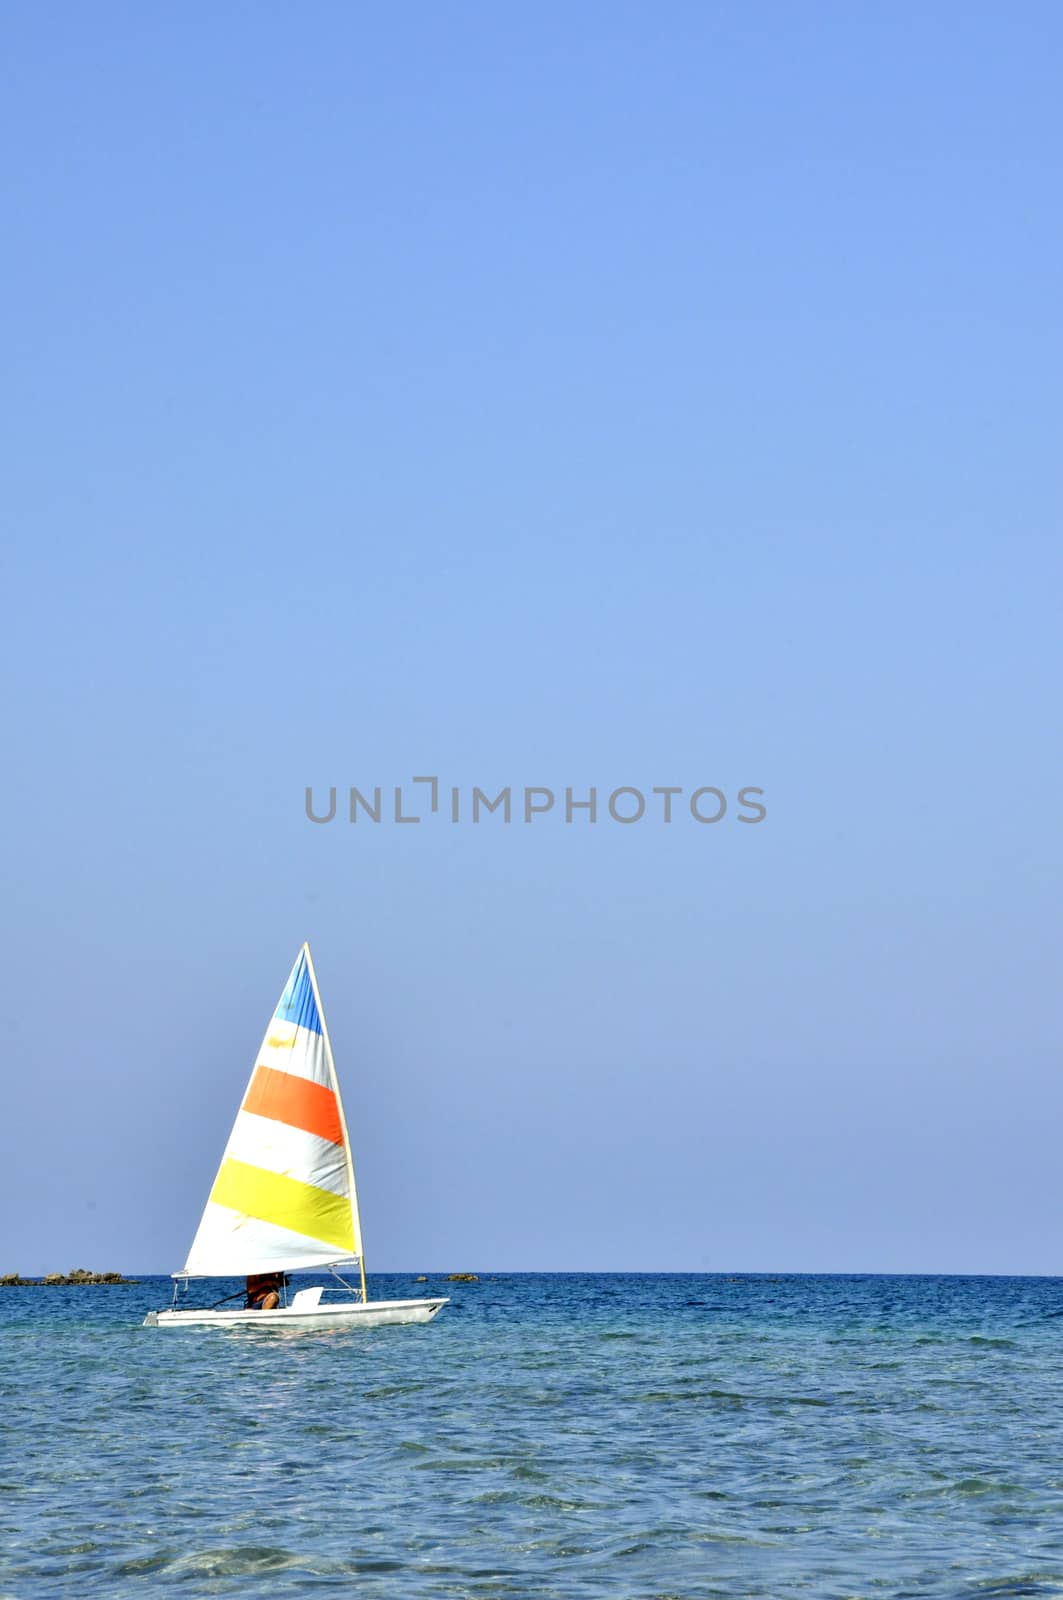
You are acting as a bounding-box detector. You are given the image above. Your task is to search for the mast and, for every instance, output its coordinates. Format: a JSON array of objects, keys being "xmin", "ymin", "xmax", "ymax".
[{"xmin": 302, "ymin": 941, "xmax": 368, "ymax": 1303}]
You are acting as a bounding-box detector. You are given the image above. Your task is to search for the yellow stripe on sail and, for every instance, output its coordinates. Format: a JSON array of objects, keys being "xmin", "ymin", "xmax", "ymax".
[{"xmin": 209, "ymin": 1158, "xmax": 355, "ymax": 1253}]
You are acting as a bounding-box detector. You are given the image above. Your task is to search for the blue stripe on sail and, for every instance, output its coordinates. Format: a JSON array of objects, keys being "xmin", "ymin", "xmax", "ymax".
[{"xmin": 274, "ymin": 953, "xmax": 322, "ymax": 1035}]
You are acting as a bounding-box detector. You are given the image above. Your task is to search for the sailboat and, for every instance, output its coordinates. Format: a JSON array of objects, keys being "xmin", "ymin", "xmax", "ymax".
[{"xmin": 144, "ymin": 944, "xmax": 448, "ymax": 1330}]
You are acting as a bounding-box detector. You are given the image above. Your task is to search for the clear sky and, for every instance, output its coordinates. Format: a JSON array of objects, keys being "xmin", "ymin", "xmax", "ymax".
[{"xmin": 2, "ymin": 4, "xmax": 1060, "ymax": 1276}]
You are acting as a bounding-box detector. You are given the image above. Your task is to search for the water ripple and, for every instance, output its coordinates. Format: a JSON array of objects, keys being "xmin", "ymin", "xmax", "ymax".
[{"xmin": 3, "ymin": 1274, "xmax": 1063, "ymax": 1598}]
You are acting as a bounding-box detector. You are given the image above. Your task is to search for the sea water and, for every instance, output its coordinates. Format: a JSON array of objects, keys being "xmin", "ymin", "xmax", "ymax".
[{"xmin": 2, "ymin": 1273, "xmax": 1062, "ymax": 1598}]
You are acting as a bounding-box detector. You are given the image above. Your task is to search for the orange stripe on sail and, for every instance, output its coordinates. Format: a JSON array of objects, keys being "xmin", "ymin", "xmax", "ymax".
[{"xmin": 242, "ymin": 1064, "xmax": 343, "ymax": 1145}]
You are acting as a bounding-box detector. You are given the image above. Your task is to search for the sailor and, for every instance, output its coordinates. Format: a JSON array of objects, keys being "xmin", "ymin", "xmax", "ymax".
[{"xmin": 245, "ymin": 1271, "xmax": 285, "ymax": 1310}]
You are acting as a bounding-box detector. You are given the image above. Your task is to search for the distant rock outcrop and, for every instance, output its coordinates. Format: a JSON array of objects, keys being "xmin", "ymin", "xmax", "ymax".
[
  {"xmin": 446, "ymin": 1272, "xmax": 479, "ymax": 1283},
  {"xmin": 1, "ymin": 1268, "xmax": 135, "ymax": 1286}
]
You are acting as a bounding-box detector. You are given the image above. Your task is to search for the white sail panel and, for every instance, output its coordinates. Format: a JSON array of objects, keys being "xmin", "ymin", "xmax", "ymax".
[
  {"xmin": 182, "ymin": 1203, "xmax": 357, "ymax": 1277},
  {"xmin": 180, "ymin": 946, "xmax": 364, "ymax": 1276},
  {"xmin": 225, "ymin": 1115, "xmax": 348, "ymax": 1196}
]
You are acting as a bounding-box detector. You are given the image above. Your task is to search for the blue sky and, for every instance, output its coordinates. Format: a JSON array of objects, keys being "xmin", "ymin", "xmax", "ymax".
[{"xmin": 2, "ymin": 4, "xmax": 1060, "ymax": 1275}]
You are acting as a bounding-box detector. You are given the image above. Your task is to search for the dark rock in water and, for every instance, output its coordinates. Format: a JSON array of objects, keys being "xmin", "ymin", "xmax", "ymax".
[
  {"xmin": 2, "ymin": 1269, "xmax": 135, "ymax": 1286},
  {"xmin": 446, "ymin": 1272, "xmax": 479, "ymax": 1282}
]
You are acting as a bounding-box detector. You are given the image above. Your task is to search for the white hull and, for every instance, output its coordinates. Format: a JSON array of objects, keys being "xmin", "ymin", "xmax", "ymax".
[{"xmin": 144, "ymin": 1296, "xmax": 448, "ymax": 1330}]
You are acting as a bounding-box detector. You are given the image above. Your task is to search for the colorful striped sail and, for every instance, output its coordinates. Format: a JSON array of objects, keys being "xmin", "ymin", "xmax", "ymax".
[{"xmin": 181, "ymin": 945, "xmax": 365, "ymax": 1276}]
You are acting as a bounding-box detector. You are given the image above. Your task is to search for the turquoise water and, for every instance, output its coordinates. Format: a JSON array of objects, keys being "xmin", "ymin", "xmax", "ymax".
[{"xmin": 3, "ymin": 1274, "xmax": 1063, "ymax": 1598}]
